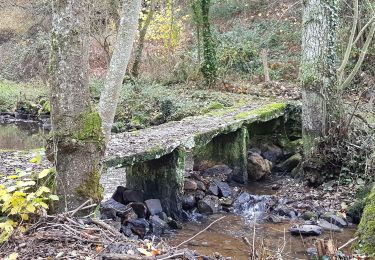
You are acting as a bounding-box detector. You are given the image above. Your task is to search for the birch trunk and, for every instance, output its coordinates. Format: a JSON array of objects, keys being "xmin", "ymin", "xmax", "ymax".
[
  {"xmin": 300, "ymin": 0, "xmax": 339, "ymax": 168},
  {"xmin": 49, "ymin": 0, "xmax": 104, "ymax": 212},
  {"xmin": 99, "ymin": 0, "xmax": 142, "ymax": 141}
]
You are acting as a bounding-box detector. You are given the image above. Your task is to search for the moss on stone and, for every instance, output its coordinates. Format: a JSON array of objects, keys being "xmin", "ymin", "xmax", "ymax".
[
  {"xmin": 234, "ymin": 103, "xmax": 286, "ymax": 120},
  {"xmin": 73, "ymin": 111, "xmax": 103, "ymax": 142},
  {"xmin": 355, "ymin": 186, "xmax": 375, "ymax": 255},
  {"xmin": 75, "ymin": 168, "xmax": 103, "ymax": 203}
]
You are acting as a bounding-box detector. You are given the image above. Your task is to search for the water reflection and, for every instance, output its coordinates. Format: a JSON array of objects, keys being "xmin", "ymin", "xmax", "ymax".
[{"xmin": 0, "ymin": 122, "xmax": 47, "ymax": 150}]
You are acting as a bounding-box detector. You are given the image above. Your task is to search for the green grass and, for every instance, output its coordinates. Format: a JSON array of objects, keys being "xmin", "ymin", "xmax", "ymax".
[{"xmin": 0, "ymin": 80, "xmax": 47, "ymax": 112}]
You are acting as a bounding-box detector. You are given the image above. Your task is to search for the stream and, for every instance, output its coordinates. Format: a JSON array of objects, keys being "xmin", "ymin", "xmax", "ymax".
[{"xmin": 0, "ymin": 122, "xmax": 357, "ymax": 259}]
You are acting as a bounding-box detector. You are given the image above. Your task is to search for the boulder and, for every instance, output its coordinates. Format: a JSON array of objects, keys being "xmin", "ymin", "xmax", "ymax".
[
  {"xmin": 318, "ymin": 219, "xmax": 343, "ymax": 232},
  {"xmin": 194, "ymin": 190, "xmax": 206, "ymax": 201},
  {"xmin": 111, "ymin": 186, "xmax": 144, "ymax": 204},
  {"xmin": 220, "ymin": 197, "xmax": 234, "ymax": 207},
  {"xmin": 235, "ymin": 192, "xmax": 251, "ymax": 204},
  {"xmin": 128, "ymin": 218, "xmax": 150, "ymax": 238},
  {"xmin": 276, "ymin": 153, "xmax": 302, "ymax": 172},
  {"xmin": 203, "ymin": 165, "xmax": 233, "ymax": 180},
  {"xmin": 129, "ymin": 202, "xmax": 147, "ymax": 218},
  {"xmin": 184, "ymin": 179, "xmax": 198, "ymax": 191},
  {"xmin": 289, "ymin": 224, "xmax": 323, "ymax": 236},
  {"xmin": 301, "ymin": 211, "xmax": 318, "ymax": 221},
  {"xmin": 182, "ymin": 194, "xmax": 196, "ymax": 210},
  {"xmin": 247, "ymin": 153, "xmax": 272, "ymax": 180},
  {"xmin": 261, "ymin": 144, "xmax": 283, "ymax": 163},
  {"xmin": 207, "ymin": 182, "xmax": 219, "ymax": 196},
  {"xmin": 150, "ymin": 215, "xmax": 167, "ymax": 236},
  {"xmin": 157, "ymin": 212, "xmax": 168, "ymax": 222},
  {"xmin": 100, "ymin": 198, "xmax": 129, "ymax": 220},
  {"xmin": 321, "ymin": 212, "xmax": 347, "ymax": 227},
  {"xmin": 198, "ymin": 195, "xmax": 220, "ymax": 214},
  {"xmin": 214, "ymin": 180, "xmax": 232, "ymax": 198},
  {"xmin": 266, "ymin": 214, "xmax": 282, "ymax": 224},
  {"xmin": 196, "ymin": 181, "xmax": 206, "ymax": 191},
  {"xmin": 144, "ymin": 199, "xmax": 163, "ymax": 215},
  {"xmin": 121, "ymin": 207, "xmax": 138, "ymax": 224},
  {"xmin": 123, "ymin": 189, "xmax": 144, "ymax": 204}
]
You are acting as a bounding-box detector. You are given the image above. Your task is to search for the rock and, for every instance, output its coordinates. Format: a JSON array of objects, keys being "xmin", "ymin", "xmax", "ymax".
[
  {"xmin": 157, "ymin": 212, "xmax": 168, "ymax": 222},
  {"xmin": 248, "ymin": 147, "xmax": 261, "ymax": 155},
  {"xmin": 182, "ymin": 194, "xmax": 196, "ymax": 210},
  {"xmin": 321, "ymin": 212, "xmax": 347, "ymax": 227},
  {"xmin": 194, "ymin": 190, "xmax": 206, "ymax": 201},
  {"xmin": 318, "ymin": 219, "xmax": 343, "ymax": 232},
  {"xmin": 247, "ymin": 153, "xmax": 272, "ymax": 180},
  {"xmin": 277, "ymin": 207, "xmax": 295, "ymax": 218},
  {"xmin": 266, "ymin": 214, "xmax": 282, "ymax": 223},
  {"xmin": 123, "ymin": 189, "xmax": 144, "ymax": 204},
  {"xmin": 289, "ymin": 224, "xmax": 323, "ymax": 236},
  {"xmin": 120, "ymin": 225, "xmax": 133, "ymax": 237},
  {"xmin": 111, "ymin": 186, "xmax": 144, "ymax": 204},
  {"xmin": 121, "ymin": 207, "xmax": 138, "ymax": 224},
  {"xmin": 129, "ymin": 202, "xmax": 147, "ymax": 218},
  {"xmin": 203, "ymin": 164, "xmax": 233, "ymax": 180},
  {"xmin": 150, "ymin": 215, "xmax": 167, "ymax": 236},
  {"xmin": 198, "ymin": 195, "xmax": 220, "ymax": 214},
  {"xmin": 301, "ymin": 211, "xmax": 318, "ymax": 221},
  {"xmin": 220, "ymin": 197, "xmax": 233, "ymax": 207},
  {"xmin": 271, "ymin": 184, "xmax": 281, "ymax": 190},
  {"xmin": 306, "ymin": 247, "xmax": 318, "ymax": 256},
  {"xmin": 235, "ymin": 192, "xmax": 251, "ymax": 204},
  {"xmin": 214, "ymin": 180, "xmax": 232, "ymax": 197},
  {"xmin": 347, "ymin": 200, "xmax": 365, "ymax": 224},
  {"xmin": 261, "ymin": 144, "xmax": 283, "ymax": 163},
  {"xmin": 144, "ymin": 199, "xmax": 163, "ymax": 215},
  {"xmin": 196, "ymin": 181, "xmax": 206, "ymax": 191},
  {"xmin": 168, "ymin": 218, "xmax": 182, "ymax": 229},
  {"xmin": 100, "ymin": 198, "xmax": 129, "ymax": 220},
  {"xmin": 184, "ymin": 179, "xmax": 198, "ymax": 191},
  {"xmin": 207, "ymin": 183, "xmax": 219, "ymax": 196},
  {"xmin": 128, "ymin": 218, "xmax": 150, "ymax": 238},
  {"xmin": 276, "ymin": 153, "xmax": 302, "ymax": 172}
]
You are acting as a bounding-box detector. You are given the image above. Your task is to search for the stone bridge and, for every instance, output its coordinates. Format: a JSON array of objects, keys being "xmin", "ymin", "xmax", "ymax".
[{"xmin": 104, "ymin": 102, "xmax": 301, "ymax": 218}]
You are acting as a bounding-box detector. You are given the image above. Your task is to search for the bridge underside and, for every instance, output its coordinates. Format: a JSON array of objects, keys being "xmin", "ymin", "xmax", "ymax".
[{"xmin": 104, "ymin": 103, "xmax": 301, "ymax": 218}]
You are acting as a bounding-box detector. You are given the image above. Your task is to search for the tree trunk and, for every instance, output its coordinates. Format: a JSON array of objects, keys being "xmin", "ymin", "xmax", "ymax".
[
  {"xmin": 300, "ymin": 0, "xmax": 339, "ymax": 163},
  {"xmin": 200, "ymin": 0, "xmax": 217, "ymax": 86},
  {"xmin": 131, "ymin": 3, "xmax": 155, "ymax": 78},
  {"xmin": 49, "ymin": 0, "xmax": 105, "ymax": 212},
  {"xmin": 99, "ymin": 0, "xmax": 142, "ymax": 141}
]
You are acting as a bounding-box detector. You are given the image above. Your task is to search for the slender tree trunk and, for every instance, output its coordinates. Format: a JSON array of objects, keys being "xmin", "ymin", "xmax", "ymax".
[
  {"xmin": 49, "ymin": 0, "xmax": 105, "ymax": 212},
  {"xmin": 300, "ymin": 0, "xmax": 339, "ymax": 169},
  {"xmin": 261, "ymin": 48, "xmax": 270, "ymax": 82},
  {"xmin": 132, "ymin": 4, "xmax": 155, "ymax": 78},
  {"xmin": 99, "ymin": 0, "xmax": 142, "ymax": 141}
]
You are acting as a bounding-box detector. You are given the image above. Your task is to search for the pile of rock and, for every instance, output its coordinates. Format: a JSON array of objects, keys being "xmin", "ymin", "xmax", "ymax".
[
  {"xmin": 182, "ymin": 165, "xmax": 237, "ymax": 218},
  {"xmin": 100, "ymin": 186, "xmax": 181, "ymax": 239},
  {"xmin": 247, "ymin": 142, "xmax": 302, "ymax": 180}
]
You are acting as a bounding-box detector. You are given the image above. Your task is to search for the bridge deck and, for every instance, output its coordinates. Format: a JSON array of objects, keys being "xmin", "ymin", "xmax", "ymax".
[{"xmin": 105, "ymin": 102, "xmax": 289, "ymax": 167}]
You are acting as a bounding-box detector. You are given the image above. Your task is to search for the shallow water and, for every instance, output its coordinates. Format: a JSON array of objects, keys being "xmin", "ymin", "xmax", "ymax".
[
  {"xmin": 0, "ymin": 122, "xmax": 47, "ymax": 150},
  {"xmin": 166, "ymin": 213, "xmax": 356, "ymax": 260}
]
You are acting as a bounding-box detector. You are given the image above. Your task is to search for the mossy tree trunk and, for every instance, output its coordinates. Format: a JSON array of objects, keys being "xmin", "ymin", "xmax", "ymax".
[
  {"xmin": 300, "ymin": 0, "xmax": 340, "ymax": 174},
  {"xmin": 356, "ymin": 185, "xmax": 375, "ymax": 255},
  {"xmin": 200, "ymin": 0, "xmax": 217, "ymax": 86},
  {"xmin": 99, "ymin": 0, "xmax": 142, "ymax": 141},
  {"xmin": 49, "ymin": 0, "xmax": 105, "ymax": 212},
  {"xmin": 131, "ymin": 1, "xmax": 155, "ymax": 78}
]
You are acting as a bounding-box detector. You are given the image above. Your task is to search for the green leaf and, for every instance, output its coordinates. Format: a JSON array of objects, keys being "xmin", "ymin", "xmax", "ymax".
[
  {"xmin": 38, "ymin": 169, "xmax": 51, "ymax": 179},
  {"xmin": 39, "ymin": 202, "xmax": 49, "ymax": 209},
  {"xmin": 25, "ymin": 204, "xmax": 36, "ymax": 213},
  {"xmin": 6, "ymin": 175, "xmax": 18, "ymax": 180},
  {"xmin": 29, "ymin": 153, "xmax": 42, "ymax": 164},
  {"xmin": 48, "ymin": 195, "xmax": 59, "ymax": 201},
  {"xmin": 36, "ymin": 186, "xmax": 50, "ymax": 196}
]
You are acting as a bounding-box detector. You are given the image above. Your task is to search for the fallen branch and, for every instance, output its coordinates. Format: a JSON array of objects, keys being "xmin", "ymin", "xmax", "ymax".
[
  {"xmin": 91, "ymin": 218, "xmax": 123, "ymax": 238},
  {"xmin": 338, "ymin": 236, "xmax": 358, "ymax": 250},
  {"xmin": 172, "ymin": 216, "xmax": 226, "ymax": 249},
  {"xmin": 66, "ymin": 199, "xmax": 93, "ymax": 217}
]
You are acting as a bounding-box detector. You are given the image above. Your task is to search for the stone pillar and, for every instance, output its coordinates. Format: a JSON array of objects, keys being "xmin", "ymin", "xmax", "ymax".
[
  {"xmin": 194, "ymin": 126, "xmax": 249, "ymax": 183},
  {"xmin": 126, "ymin": 148, "xmax": 186, "ymax": 219}
]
